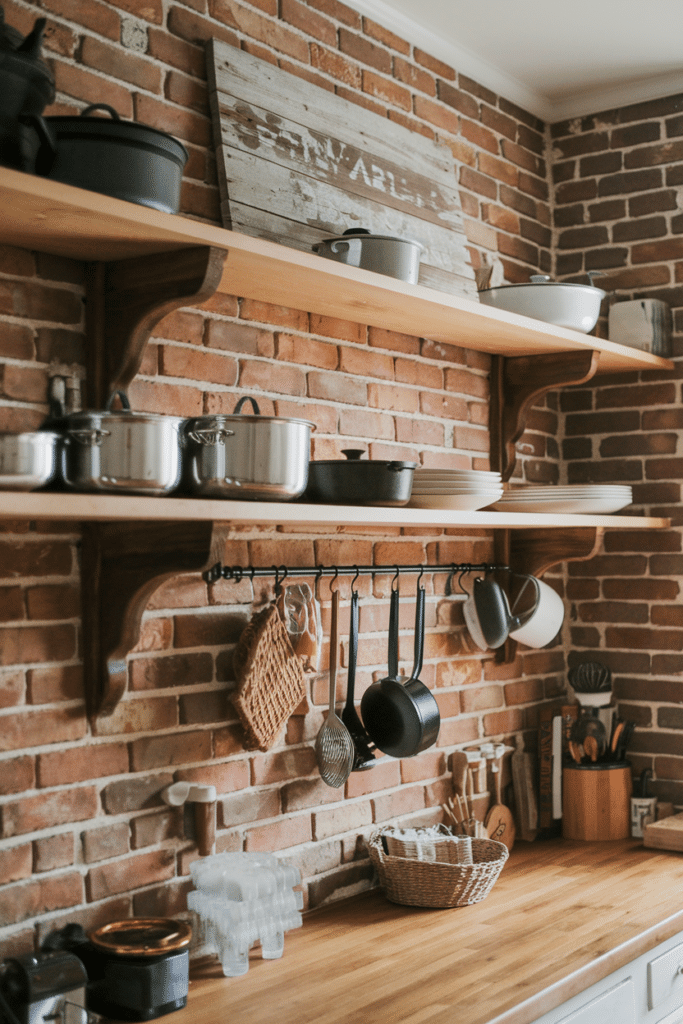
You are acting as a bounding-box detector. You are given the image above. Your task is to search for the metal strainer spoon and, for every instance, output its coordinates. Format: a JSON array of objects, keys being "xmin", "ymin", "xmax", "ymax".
[{"xmin": 315, "ymin": 588, "xmax": 354, "ymax": 788}]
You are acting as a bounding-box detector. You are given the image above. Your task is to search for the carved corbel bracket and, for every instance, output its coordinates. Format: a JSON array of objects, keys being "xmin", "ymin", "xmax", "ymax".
[
  {"xmin": 490, "ymin": 349, "xmax": 600, "ymax": 482},
  {"xmin": 494, "ymin": 527, "xmax": 604, "ymax": 662},
  {"xmin": 81, "ymin": 521, "xmax": 219, "ymax": 722},
  {"xmin": 85, "ymin": 245, "xmax": 228, "ymax": 408}
]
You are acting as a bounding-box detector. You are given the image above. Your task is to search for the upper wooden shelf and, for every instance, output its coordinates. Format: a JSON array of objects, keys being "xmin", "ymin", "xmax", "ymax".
[
  {"xmin": 0, "ymin": 491, "xmax": 668, "ymax": 530},
  {"xmin": 0, "ymin": 168, "xmax": 673, "ymax": 375}
]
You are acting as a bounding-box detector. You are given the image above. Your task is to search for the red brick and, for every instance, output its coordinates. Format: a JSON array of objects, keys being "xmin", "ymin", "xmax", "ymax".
[
  {"xmin": 368, "ymin": 326, "xmax": 420, "ymax": 355},
  {"xmin": 33, "ymin": 833, "xmax": 74, "ymax": 872},
  {"xmin": 50, "ymin": 60, "xmax": 134, "ymax": 118},
  {"xmin": 81, "ymin": 35, "xmax": 161, "ymax": 92},
  {"xmin": 38, "ymin": 743, "xmax": 128, "ymax": 787},
  {"xmin": 0, "ymin": 706, "xmax": 86, "ymax": 753},
  {"xmin": 372, "ymin": 784, "xmax": 425, "ymax": 822},
  {"xmin": 87, "ymin": 849, "xmax": 175, "ymax": 901},
  {"xmin": 0, "ymin": 872, "xmax": 83, "ymax": 927},
  {"xmin": 393, "ymin": 56, "xmax": 435, "ymax": 96},
  {"xmin": 245, "ymin": 814, "xmax": 312, "ymax": 851},
  {"xmin": 0, "ymin": 756, "xmax": 35, "ymax": 796},
  {"xmin": 82, "ymin": 823, "xmax": 130, "ymax": 863},
  {"xmin": 0, "ymin": 844, "xmax": 32, "ymax": 885},
  {"xmin": 130, "ymin": 730, "xmax": 212, "ymax": 770},
  {"xmin": 26, "ymin": 664, "xmax": 82, "ymax": 704},
  {"xmin": 414, "ymin": 94, "xmax": 460, "ymax": 135},
  {"xmin": 281, "ymin": 0, "xmax": 336, "ymax": 44},
  {"xmin": 102, "ymin": 773, "xmax": 173, "ymax": 814},
  {"xmin": 26, "ymin": 584, "xmax": 79, "ymax": 621},
  {"xmin": 92, "ymin": 697, "xmax": 178, "ymax": 738},
  {"xmin": 251, "ymin": 748, "xmax": 317, "ymax": 786},
  {"xmin": 2, "ymin": 787, "xmax": 98, "ymax": 837}
]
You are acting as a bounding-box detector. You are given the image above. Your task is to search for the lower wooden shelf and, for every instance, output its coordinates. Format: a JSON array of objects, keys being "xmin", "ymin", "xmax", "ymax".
[
  {"xmin": 0, "ymin": 491, "xmax": 670, "ymax": 530},
  {"xmin": 2, "ymin": 490, "xmax": 665, "ymax": 722}
]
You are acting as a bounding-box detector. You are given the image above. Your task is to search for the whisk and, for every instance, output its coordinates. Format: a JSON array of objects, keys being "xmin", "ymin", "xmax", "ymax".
[
  {"xmin": 315, "ymin": 589, "xmax": 355, "ymax": 788},
  {"xmin": 568, "ymin": 661, "xmax": 612, "ymax": 706}
]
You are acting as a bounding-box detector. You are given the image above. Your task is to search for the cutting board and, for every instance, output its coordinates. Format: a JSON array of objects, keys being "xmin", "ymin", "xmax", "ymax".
[
  {"xmin": 206, "ymin": 39, "xmax": 477, "ymax": 299},
  {"xmin": 643, "ymin": 811, "xmax": 683, "ymax": 851}
]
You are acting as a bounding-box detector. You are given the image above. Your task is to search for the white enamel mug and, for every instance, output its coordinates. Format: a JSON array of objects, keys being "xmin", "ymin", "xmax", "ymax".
[{"xmin": 508, "ymin": 575, "xmax": 564, "ymax": 648}]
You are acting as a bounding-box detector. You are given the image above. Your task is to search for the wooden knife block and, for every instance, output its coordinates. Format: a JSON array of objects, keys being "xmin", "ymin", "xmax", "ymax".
[{"xmin": 562, "ymin": 764, "xmax": 632, "ymax": 840}]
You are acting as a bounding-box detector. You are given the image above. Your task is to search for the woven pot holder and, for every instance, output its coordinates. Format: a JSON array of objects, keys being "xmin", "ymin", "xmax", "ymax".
[{"xmin": 232, "ymin": 604, "xmax": 306, "ymax": 751}]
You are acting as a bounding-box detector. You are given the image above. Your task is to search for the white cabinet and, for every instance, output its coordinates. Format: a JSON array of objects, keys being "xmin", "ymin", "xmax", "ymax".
[{"xmin": 528, "ymin": 930, "xmax": 683, "ymax": 1024}]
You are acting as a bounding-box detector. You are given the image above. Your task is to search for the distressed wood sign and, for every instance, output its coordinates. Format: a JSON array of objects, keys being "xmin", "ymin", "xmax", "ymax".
[{"xmin": 206, "ymin": 39, "xmax": 477, "ymax": 299}]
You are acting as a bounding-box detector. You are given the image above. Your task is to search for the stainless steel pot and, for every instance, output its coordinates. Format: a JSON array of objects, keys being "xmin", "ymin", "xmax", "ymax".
[
  {"xmin": 312, "ymin": 228, "xmax": 424, "ymax": 284},
  {"xmin": 60, "ymin": 392, "xmax": 184, "ymax": 495},
  {"xmin": 183, "ymin": 396, "xmax": 314, "ymax": 501},
  {"xmin": 0, "ymin": 431, "xmax": 59, "ymax": 490}
]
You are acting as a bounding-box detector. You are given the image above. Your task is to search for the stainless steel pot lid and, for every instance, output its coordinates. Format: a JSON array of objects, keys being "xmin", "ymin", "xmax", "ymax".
[
  {"xmin": 88, "ymin": 918, "xmax": 192, "ymax": 957},
  {"xmin": 64, "ymin": 391, "xmax": 184, "ymax": 427},
  {"xmin": 187, "ymin": 395, "xmax": 314, "ymax": 429}
]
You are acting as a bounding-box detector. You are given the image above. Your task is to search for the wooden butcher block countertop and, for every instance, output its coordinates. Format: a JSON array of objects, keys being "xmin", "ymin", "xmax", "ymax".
[{"xmin": 167, "ymin": 839, "xmax": 683, "ymax": 1024}]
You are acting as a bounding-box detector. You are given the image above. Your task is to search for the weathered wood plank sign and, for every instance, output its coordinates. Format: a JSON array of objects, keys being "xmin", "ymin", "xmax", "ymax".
[{"xmin": 206, "ymin": 39, "xmax": 477, "ymax": 299}]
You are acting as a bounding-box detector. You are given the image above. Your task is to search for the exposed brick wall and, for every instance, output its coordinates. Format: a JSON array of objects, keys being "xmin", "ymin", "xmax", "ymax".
[
  {"xmin": 0, "ymin": 0, "xmax": 636, "ymax": 958},
  {"xmin": 553, "ymin": 96, "xmax": 683, "ymax": 807}
]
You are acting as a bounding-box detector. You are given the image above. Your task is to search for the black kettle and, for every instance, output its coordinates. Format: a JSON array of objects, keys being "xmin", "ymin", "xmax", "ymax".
[{"xmin": 0, "ymin": 6, "xmax": 56, "ymax": 173}]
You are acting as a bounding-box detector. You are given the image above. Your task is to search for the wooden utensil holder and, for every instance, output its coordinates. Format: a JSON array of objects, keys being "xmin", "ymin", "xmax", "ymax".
[{"xmin": 562, "ymin": 763, "xmax": 632, "ymax": 840}]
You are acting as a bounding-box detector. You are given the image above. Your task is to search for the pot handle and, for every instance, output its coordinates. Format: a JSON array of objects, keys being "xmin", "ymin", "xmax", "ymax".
[
  {"xmin": 81, "ymin": 103, "xmax": 121, "ymax": 120},
  {"xmin": 105, "ymin": 390, "xmax": 131, "ymax": 412},
  {"xmin": 408, "ymin": 586, "xmax": 425, "ymax": 681},
  {"xmin": 188, "ymin": 427, "xmax": 235, "ymax": 446},
  {"xmin": 387, "ymin": 584, "xmax": 399, "ymax": 679},
  {"xmin": 508, "ymin": 573, "xmax": 541, "ymax": 631},
  {"xmin": 233, "ymin": 395, "xmax": 261, "ymax": 416},
  {"xmin": 65, "ymin": 428, "xmax": 111, "ymax": 446},
  {"xmin": 329, "ymin": 237, "xmax": 362, "ymax": 267},
  {"xmin": 344, "ymin": 588, "xmax": 360, "ymax": 710}
]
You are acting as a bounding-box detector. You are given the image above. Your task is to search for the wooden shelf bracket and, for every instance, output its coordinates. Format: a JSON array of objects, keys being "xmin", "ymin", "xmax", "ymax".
[
  {"xmin": 85, "ymin": 245, "xmax": 228, "ymax": 408},
  {"xmin": 81, "ymin": 520, "xmax": 216, "ymax": 722},
  {"xmin": 489, "ymin": 350, "xmax": 600, "ymax": 482}
]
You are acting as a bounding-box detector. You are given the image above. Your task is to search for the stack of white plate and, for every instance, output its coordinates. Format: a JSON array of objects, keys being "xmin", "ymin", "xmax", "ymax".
[
  {"xmin": 408, "ymin": 469, "xmax": 504, "ymax": 510},
  {"xmin": 489, "ymin": 484, "xmax": 633, "ymax": 515}
]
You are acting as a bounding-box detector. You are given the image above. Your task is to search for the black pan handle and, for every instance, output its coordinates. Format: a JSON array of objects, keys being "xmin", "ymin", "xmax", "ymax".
[
  {"xmin": 81, "ymin": 103, "xmax": 121, "ymax": 120},
  {"xmin": 387, "ymin": 585, "xmax": 399, "ymax": 679},
  {"xmin": 344, "ymin": 589, "xmax": 359, "ymax": 710},
  {"xmin": 409, "ymin": 586, "xmax": 425, "ymax": 681},
  {"xmin": 233, "ymin": 395, "xmax": 261, "ymax": 416}
]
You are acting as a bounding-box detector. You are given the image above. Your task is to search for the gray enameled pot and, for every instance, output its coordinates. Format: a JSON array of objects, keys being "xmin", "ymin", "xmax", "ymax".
[{"xmin": 312, "ymin": 229, "xmax": 424, "ymax": 284}]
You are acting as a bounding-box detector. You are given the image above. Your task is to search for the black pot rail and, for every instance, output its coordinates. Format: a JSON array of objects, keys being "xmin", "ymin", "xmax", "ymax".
[{"xmin": 203, "ymin": 561, "xmax": 508, "ymax": 586}]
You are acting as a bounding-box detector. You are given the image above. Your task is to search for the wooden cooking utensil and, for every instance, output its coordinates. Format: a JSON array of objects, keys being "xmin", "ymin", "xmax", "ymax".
[
  {"xmin": 583, "ymin": 734, "xmax": 599, "ymax": 763},
  {"xmin": 485, "ymin": 747, "xmax": 516, "ymax": 850}
]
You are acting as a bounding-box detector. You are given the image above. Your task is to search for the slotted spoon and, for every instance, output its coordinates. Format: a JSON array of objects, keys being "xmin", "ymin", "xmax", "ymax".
[{"xmin": 315, "ymin": 589, "xmax": 354, "ymax": 788}]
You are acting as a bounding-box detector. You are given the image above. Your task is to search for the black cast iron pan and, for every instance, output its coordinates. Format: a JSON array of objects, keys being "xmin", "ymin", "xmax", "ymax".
[{"xmin": 360, "ymin": 584, "xmax": 440, "ymax": 757}]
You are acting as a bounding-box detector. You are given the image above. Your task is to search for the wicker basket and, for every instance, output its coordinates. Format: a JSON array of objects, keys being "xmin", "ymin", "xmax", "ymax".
[{"xmin": 367, "ymin": 827, "xmax": 508, "ymax": 909}]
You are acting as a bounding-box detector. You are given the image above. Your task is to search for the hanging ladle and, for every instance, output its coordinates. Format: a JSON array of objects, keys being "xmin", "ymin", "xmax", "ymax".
[{"xmin": 341, "ymin": 571, "xmax": 379, "ymax": 771}]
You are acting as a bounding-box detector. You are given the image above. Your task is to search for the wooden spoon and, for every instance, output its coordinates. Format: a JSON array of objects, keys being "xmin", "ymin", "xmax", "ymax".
[
  {"xmin": 583, "ymin": 734, "xmax": 599, "ymax": 763},
  {"xmin": 485, "ymin": 747, "xmax": 516, "ymax": 850}
]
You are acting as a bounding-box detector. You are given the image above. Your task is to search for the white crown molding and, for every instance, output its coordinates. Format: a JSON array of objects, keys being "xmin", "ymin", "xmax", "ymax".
[
  {"xmin": 549, "ymin": 71, "xmax": 683, "ymax": 123},
  {"xmin": 341, "ymin": 0, "xmax": 551, "ymax": 120},
  {"xmin": 342, "ymin": 0, "xmax": 683, "ymax": 125}
]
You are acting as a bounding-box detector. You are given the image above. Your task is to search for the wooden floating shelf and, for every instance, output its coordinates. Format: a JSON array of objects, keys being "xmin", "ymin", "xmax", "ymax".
[
  {"xmin": 0, "ymin": 167, "xmax": 674, "ymax": 375},
  {"xmin": 0, "ymin": 491, "xmax": 669, "ymax": 530}
]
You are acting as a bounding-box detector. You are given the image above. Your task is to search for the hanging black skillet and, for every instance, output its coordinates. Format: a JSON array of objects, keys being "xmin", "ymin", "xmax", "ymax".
[
  {"xmin": 341, "ymin": 583, "xmax": 379, "ymax": 771},
  {"xmin": 360, "ymin": 580, "xmax": 440, "ymax": 757}
]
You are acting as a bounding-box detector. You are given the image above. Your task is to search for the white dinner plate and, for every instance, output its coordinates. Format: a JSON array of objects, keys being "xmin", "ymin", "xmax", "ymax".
[
  {"xmin": 488, "ymin": 496, "xmax": 632, "ymax": 514},
  {"xmin": 407, "ymin": 490, "xmax": 504, "ymax": 510}
]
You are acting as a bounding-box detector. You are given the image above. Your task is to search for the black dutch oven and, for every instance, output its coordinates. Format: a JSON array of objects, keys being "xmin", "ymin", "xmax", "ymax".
[
  {"xmin": 305, "ymin": 448, "xmax": 416, "ymax": 506},
  {"xmin": 42, "ymin": 103, "xmax": 188, "ymax": 213}
]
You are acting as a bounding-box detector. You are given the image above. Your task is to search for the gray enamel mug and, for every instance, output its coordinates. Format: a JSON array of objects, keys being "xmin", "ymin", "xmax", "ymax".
[{"xmin": 313, "ymin": 229, "xmax": 424, "ymax": 284}]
